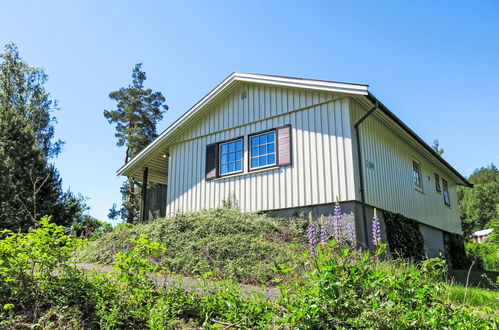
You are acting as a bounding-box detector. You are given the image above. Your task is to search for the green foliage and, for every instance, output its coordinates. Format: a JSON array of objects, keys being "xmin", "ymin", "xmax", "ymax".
[
  {"xmin": 73, "ymin": 207, "xmax": 307, "ymax": 284},
  {"xmin": 0, "ymin": 43, "xmax": 89, "ymax": 232},
  {"xmin": 383, "ymin": 210, "xmax": 426, "ymax": 261},
  {"xmin": 0, "ymin": 43, "xmax": 62, "ymax": 158},
  {"xmin": 2, "ymin": 220, "xmax": 495, "ymax": 328},
  {"xmin": 465, "ymin": 241, "xmax": 499, "ymax": 272},
  {"xmin": 275, "ymin": 244, "xmax": 491, "ymax": 328},
  {"xmin": 104, "ymin": 63, "xmax": 168, "ymax": 223},
  {"xmin": 0, "ymin": 216, "xmax": 76, "ymax": 319},
  {"xmin": 444, "ymin": 284, "xmax": 499, "ymax": 311},
  {"xmin": 446, "ymin": 233, "xmax": 473, "ymax": 269},
  {"xmin": 70, "ymin": 215, "xmax": 112, "ymax": 238},
  {"xmin": 458, "ymin": 163, "xmax": 499, "ymax": 237}
]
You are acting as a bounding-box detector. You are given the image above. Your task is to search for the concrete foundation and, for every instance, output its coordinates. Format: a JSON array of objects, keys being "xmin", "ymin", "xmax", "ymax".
[
  {"xmin": 269, "ymin": 201, "xmax": 388, "ymax": 251},
  {"xmin": 418, "ymin": 223, "xmax": 445, "ymax": 258}
]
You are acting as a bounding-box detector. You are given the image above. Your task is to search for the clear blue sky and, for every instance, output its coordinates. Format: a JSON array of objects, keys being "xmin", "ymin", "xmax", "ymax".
[{"xmin": 1, "ymin": 1, "xmax": 498, "ymax": 223}]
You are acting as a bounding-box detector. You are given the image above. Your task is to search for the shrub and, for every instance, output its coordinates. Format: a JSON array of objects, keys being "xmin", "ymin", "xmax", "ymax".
[
  {"xmin": 73, "ymin": 208, "xmax": 307, "ymax": 284},
  {"xmin": 383, "ymin": 211, "xmax": 425, "ymax": 260},
  {"xmin": 466, "ymin": 241, "xmax": 499, "ymax": 271}
]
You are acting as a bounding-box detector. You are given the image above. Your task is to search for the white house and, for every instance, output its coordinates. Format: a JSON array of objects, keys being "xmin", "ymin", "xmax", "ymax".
[{"xmin": 117, "ymin": 73, "xmax": 472, "ymax": 257}]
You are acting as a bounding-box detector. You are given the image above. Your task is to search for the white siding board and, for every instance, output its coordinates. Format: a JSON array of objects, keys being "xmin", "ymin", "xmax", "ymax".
[
  {"xmin": 165, "ymin": 83, "xmax": 355, "ymax": 216},
  {"xmin": 349, "ymin": 99, "xmax": 462, "ymax": 234}
]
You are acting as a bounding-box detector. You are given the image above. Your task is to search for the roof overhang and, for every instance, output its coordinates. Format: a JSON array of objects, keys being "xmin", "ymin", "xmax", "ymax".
[
  {"xmin": 117, "ymin": 72, "xmax": 369, "ymax": 178},
  {"xmin": 117, "ymin": 72, "xmax": 472, "ymax": 188}
]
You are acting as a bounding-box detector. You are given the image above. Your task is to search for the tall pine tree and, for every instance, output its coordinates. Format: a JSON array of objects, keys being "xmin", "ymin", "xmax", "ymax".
[
  {"xmin": 0, "ymin": 43, "xmax": 85, "ymax": 231},
  {"xmin": 104, "ymin": 63, "xmax": 167, "ymax": 223}
]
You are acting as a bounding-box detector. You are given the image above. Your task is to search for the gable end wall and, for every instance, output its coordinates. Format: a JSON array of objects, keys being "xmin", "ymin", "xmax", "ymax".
[{"xmin": 165, "ymin": 83, "xmax": 357, "ymax": 215}]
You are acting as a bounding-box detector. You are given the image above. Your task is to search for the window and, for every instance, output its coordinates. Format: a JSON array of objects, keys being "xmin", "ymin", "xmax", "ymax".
[
  {"xmin": 412, "ymin": 159, "xmax": 423, "ymax": 190},
  {"xmin": 434, "ymin": 173, "xmax": 441, "ymax": 193},
  {"xmin": 250, "ymin": 130, "xmax": 276, "ymax": 169},
  {"xmin": 219, "ymin": 139, "xmax": 243, "ymax": 175},
  {"xmin": 442, "ymin": 179, "xmax": 451, "ymax": 206}
]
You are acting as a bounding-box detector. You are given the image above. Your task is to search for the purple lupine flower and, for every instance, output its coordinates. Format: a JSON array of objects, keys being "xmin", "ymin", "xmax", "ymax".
[
  {"xmin": 319, "ymin": 216, "xmax": 328, "ymax": 243},
  {"xmin": 307, "ymin": 214, "xmax": 318, "ymax": 252},
  {"xmin": 372, "ymin": 208, "xmax": 381, "ymax": 248},
  {"xmin": 346, "ymin": 222, "xmax": 356, "ymax": 248},
  {"xmin": 333, "ymin": 201, "xmax": 342, "ymax": 241}
]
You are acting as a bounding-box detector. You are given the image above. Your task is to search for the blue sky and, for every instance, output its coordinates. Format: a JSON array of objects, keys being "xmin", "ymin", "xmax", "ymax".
[{"xmin": 1, "ymin": 1, "xmax": 498, "ymax": 223}]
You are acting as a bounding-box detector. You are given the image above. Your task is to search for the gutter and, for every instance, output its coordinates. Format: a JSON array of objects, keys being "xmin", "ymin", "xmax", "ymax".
[
  {"xmin": 353, "ymin": 102, "xmax": 378, "ymax": 248},
  {"xmin": 366, "ymin": 92, "xmax": 473, "ymax": 188}
]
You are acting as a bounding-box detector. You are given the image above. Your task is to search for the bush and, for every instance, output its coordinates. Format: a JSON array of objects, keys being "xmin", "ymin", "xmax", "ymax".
[
  {"xmin": 383, "ymin": 211, "xmax": 425, "ymax": 261},
  {"xmin": 466, "ymin": 241, "xmax": 499, "ymax": 271},
  {"xmin": 73, "ymin": 207, "xmax": 307, "ymax": 284},
  {"xmin": 2, "ymin": 220, "xmax": 495, "ymax": 328}
]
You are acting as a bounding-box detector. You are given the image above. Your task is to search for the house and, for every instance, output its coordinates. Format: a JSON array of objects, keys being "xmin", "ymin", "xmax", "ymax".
[
  {"xmin": 117, "ymin": 72, "xmax": 472, "ymax": 257},
  {"xmin": 471, "ymin": 229, "xmax": 493, "ymax": 243}
]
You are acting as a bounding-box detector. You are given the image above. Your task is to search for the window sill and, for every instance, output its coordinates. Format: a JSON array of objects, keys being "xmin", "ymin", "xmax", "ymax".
[
  {"xmin": 414, "ymin": 186, "xmax": 425, "ymax": 194},
  {"xmin": 209, "ymin": 165, "xmax": 283, "ymax": 181}
]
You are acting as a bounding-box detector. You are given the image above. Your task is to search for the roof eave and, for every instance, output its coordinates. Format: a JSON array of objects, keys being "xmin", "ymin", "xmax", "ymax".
[
  {"xmin": 366, "ymin": 92, "xmax": 473, "ymax": 188},
  {"xmin": 117, "ymin": 72, "xmax": 369, "ymax": 177}
]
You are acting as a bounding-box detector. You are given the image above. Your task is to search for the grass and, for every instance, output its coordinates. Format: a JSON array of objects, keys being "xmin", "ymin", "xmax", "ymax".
[
  {"xmin": 72, "ymin": 207, "xmax": 308, "ymax": 284},
  {"xmin": 448, "ymin": 268, "xmax": 499, "ymax": 289},
  {"xmin": 444, "ymin": 285, "xmax": 498, "ymax": 309}
]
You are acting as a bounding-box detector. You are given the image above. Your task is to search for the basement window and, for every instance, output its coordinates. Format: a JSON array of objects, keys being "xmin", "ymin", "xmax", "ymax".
[
  {"xmin": 442, "ymin": 179, "xmax": 451, "ymax": 206},
  {"xmin": 412, "ymin": 159, "xmax": 423, "ymax": 191},
  {"xmin": 219, "ymin": 139, "xmax": 243, "ymax": 175},
  {"xmin": 250, "ymin": 130, "xmax": 276, "ymax": 169}
]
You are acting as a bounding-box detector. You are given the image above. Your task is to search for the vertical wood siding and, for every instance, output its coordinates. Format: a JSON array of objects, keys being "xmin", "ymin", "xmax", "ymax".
[
  {"xmin": 165, "ymin": 83, "xmax": 356, "ymax": 216},
  {"xmin": 349, "ymin": 100, "xmax": 462, "ymax": 234}
]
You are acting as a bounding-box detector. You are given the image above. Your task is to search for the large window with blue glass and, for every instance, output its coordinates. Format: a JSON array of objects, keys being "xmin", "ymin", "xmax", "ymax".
[
  {"xmin": 250, "ymin": 130, "xmax": 276, "ymax": 169},
  {"xmin": 219, "ymin": 139, "xmax": 243, "ymax": 175}
]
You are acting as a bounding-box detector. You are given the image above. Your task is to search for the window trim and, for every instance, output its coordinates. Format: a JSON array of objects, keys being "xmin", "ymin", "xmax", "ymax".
[
  {"xmin": 442, "ymin": 179, "xmax": 451, "ymax": 206},
  {"xmin": 218, "ymin": 137, "xmax": 244, "ymax": 177},
  {"xmin": 248, "ymin": 129, "xmax": 278, "ymax": 172},
  {"xmin": 434, "ymin": 173, "xmax": 442, "ymax": 193},
  {"xmin": 412, "ymin": 158, "xmax": 424, "ymax": 192}
]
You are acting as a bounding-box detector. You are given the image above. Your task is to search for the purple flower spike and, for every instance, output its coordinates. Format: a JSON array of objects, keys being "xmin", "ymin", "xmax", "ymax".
[
  {"xmin": 319, "ymin": 216, "xmax": 328, "ymax": 243},
  {"xmin": 333, "ymin": 201, "xmax": 342, "ymax": 241},
  {"xmin": 307, "ymin": 214, "xmax": 318, "ymax": 252},
  {"xmin": 372, "ymin": 209, "xmax": 381, "ymax": 248},
  {"xmin": 346, "ymin": 223, "xmax": 356, "ymax": 248}
]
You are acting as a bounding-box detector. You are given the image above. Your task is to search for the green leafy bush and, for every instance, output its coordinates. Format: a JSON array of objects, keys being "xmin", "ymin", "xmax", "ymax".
[
  {"xmin": 466, "ymin": 241, "xmax": 499, "ymax": 271},
  {"xmin": 383, "ymin": 211, "xmax": 425, "ymax": 260},
  {"xmin": 2, "ymin": 215, "xmax": 496, "ymax": 328},
  {"xmin": 73, "ymin": 207, "xmax": 307, "ymax": 283}
]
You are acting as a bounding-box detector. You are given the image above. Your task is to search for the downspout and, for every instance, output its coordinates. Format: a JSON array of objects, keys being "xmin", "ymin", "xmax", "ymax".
[{"xmin": 353, "ymin": 101, "xmax": 378, "ymax": 249}]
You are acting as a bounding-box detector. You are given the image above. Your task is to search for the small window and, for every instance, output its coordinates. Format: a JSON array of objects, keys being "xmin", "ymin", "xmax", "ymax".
[
  {"xmin": 434, "ymin": 173, "xmax": 441, "ymax": 193},
  {"xmin": 412, "ymin": 159, "xmax": 423, "ymax": 190},
  {"xmin": 442, "ymin": 179, "xmax": 451, "ymax": 206},
  {"xmin": 219, "ymin": 139, "xmax": 243, "ymax": 175},
  {"xmin": 250, "ymin": 130, "xmax": 276, "ymax": 169}
]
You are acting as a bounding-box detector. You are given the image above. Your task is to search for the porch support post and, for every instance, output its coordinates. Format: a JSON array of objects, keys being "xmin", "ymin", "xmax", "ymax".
[{"xmin": 140, "ymin": 167, "xmax": 149, "ymax": 223}]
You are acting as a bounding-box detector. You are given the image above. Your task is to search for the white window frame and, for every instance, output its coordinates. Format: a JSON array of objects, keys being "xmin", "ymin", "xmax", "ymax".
[
  {"xmin": 412, "ymin": 158, "xmax": 423, "ymax": 192},
  {"xmin": 434, "ymin": 173, "xmax": 442, "ymax": 193},
  {"xmin": 219, "ymin": 138, "xmax": 243, "ymax": 176},
  {"xmin": 442, "ymin": 179, "xmax": 451, "ymax": 206},
  {"xmin": 249, "ymin": 130, "xmax": 277, "ymax": 170}
]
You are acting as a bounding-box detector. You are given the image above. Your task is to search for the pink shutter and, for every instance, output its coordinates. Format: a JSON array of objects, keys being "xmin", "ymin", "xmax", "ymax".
[{"xmin": 277, "ymin": 125, "xmax": 292, "ymax": 166}]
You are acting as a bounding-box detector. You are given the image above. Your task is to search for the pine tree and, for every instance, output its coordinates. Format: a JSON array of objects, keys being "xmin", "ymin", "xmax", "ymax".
[
  {"xmin": 0, "ymin": 43, "xmax": 86, "ymax": 231},
  {"xmin": 104, "ymin": 63, "xmax": 167, "ymax": 223},
  {"xmin": 0, "ymin": 43, "xmax": 62, "ymax": 158}
]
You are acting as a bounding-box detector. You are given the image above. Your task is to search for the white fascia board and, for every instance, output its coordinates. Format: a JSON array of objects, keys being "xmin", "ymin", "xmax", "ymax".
[
  {"xmin": 235, "ymin": 72, "xmax": 369, "ymax": 95},
  {"xmin": 117, "ymin": 72, "xmax": 369, "ymax": 176}
]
